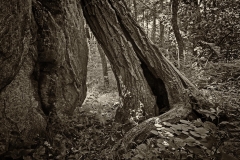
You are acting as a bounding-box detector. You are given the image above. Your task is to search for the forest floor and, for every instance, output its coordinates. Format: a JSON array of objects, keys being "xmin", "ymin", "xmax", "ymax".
[
  {"xmin": 65, "ymin": 41, "xmax": 240, "ymax": 159},
  {"xmin": 11, "ymin": 41, "xmax": 239, "ymax": 160}
]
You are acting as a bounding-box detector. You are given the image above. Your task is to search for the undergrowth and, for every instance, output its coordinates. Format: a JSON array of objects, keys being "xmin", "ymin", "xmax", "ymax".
[{"xmin": 1, "ymin": 42, "xmax": 239, "ymax": 159}]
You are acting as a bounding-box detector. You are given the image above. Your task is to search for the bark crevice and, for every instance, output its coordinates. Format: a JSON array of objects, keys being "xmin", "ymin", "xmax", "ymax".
[
  {"xmin": 32, "ymin": 1, "xmax": 59, "ymax": 116},
  {"xmin": 108, "ymin": 0, "xmax": 170, "ymax": 115}
]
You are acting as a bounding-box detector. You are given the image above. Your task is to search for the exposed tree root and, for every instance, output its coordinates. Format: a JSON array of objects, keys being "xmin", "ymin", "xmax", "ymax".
[{"xmin": 112, "ymin": 104, "xmax": 192, "ymax": 154}]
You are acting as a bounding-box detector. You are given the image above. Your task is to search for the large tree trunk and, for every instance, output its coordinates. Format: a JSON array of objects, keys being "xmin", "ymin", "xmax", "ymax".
[
  {"xmin": 81, "ymin": 1, "xmax": 156, "ymax": 124},
  {"xmin": 0, "ymin": 1, "xmax": 47, "ymax": 152},
  {"xmin": 81, "ymin": 0, "xmax": 212, "ymax": 152},
  {"xmin": 0, "ymin": 0, "xmax": 88, "ymax": 153}
]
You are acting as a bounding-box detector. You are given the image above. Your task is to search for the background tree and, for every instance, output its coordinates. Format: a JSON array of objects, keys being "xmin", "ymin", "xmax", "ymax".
[
  {"xmin": 126, "ymin": 0, "xmax": 240, "ymax": 65},
  {"xmin": 97, "ymin": 43, "xmax": 110, "ymax": 88},
  {"xmin": 171, "ymin": 0, "xmax": 185, "ymax": 67},
  {"xmin": 150, "ymin": 4, "xmax": 157, "ymax": 43},
  {"xmin": 159, "ymin": 0, "xmax": 165, "ymax": 47},
  {"xmin": 85, "ymin": 24, "xmax": 111, "ymax": 88},
  {"xmin": 179, "ymin": 0, "xmax": 240, "ymax": 62}
]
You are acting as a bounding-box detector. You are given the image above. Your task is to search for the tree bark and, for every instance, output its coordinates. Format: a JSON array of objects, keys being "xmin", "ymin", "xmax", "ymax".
[
  {"xmin": 171, "ymin": 0, "xmax": 185, "ymax": 63},
  {"xmin": 0, "ymin": 1, "xmax": 47, "ymax": 152},
  {"xmin": 33, "ymin": 0, "xmax": 88, "ymax": 115},
  {"xmin": 81, "ymin": 0, "xmax": 157, "ymax": 124},
  {"xmin": 0, "ymin": 0, "xmax": 88, "ymax": 153},
  {"xmin": 81, "ymin": 0, "xmax": 212, "ymax": 153},
  {"xmin": 97, "ymin": 43, "xmax": 109, "ymax": 88}
]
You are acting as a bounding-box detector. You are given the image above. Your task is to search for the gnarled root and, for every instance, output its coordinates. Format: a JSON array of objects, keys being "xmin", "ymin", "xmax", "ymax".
[{"xmin": 112, "ymin": 104, "xmax": 192, "ymax": 156}]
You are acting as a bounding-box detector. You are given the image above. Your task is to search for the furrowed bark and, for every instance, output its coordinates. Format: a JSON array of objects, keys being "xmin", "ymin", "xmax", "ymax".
[
  {"xmin": 80, "ymin": 0, "xmax": 213, "ymax": 153},
  {"xmin": 33, "ymin": 0, "xmax": 88, "ymax": 115},
  {"xmin": 0, "ymin": 0, "xmax": 88, "ymax": 153},
  {"xmin": 81, "ymin": 0, "xmax": 156, "ymax": 124},
  {"xmin": 108, "ymin": 0, "xmax": 197, "ymax": 106}
]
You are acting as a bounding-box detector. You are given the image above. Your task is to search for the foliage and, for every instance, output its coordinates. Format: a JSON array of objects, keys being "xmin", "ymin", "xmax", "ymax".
[
  {"xmin": 122, "ymin": 117, "xmax": 239, "ymax": 160},
  {"xmin": 2, "ymin": 32, "xmax": 239, "ymax": 160},
  {"xmin": 179, "ymin": 0, "xmax": 240, "ymax": 61},
  {"xmin": 127, "ymin": 0, "xmax": 240, "ymax": 64},
  {"xmin": 116, "ymin": 52, "xmax": 240, "ymax": 160},
  {"xmin": 0, "ymin": 90, "xmax": 119, "ymax": 159}
]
